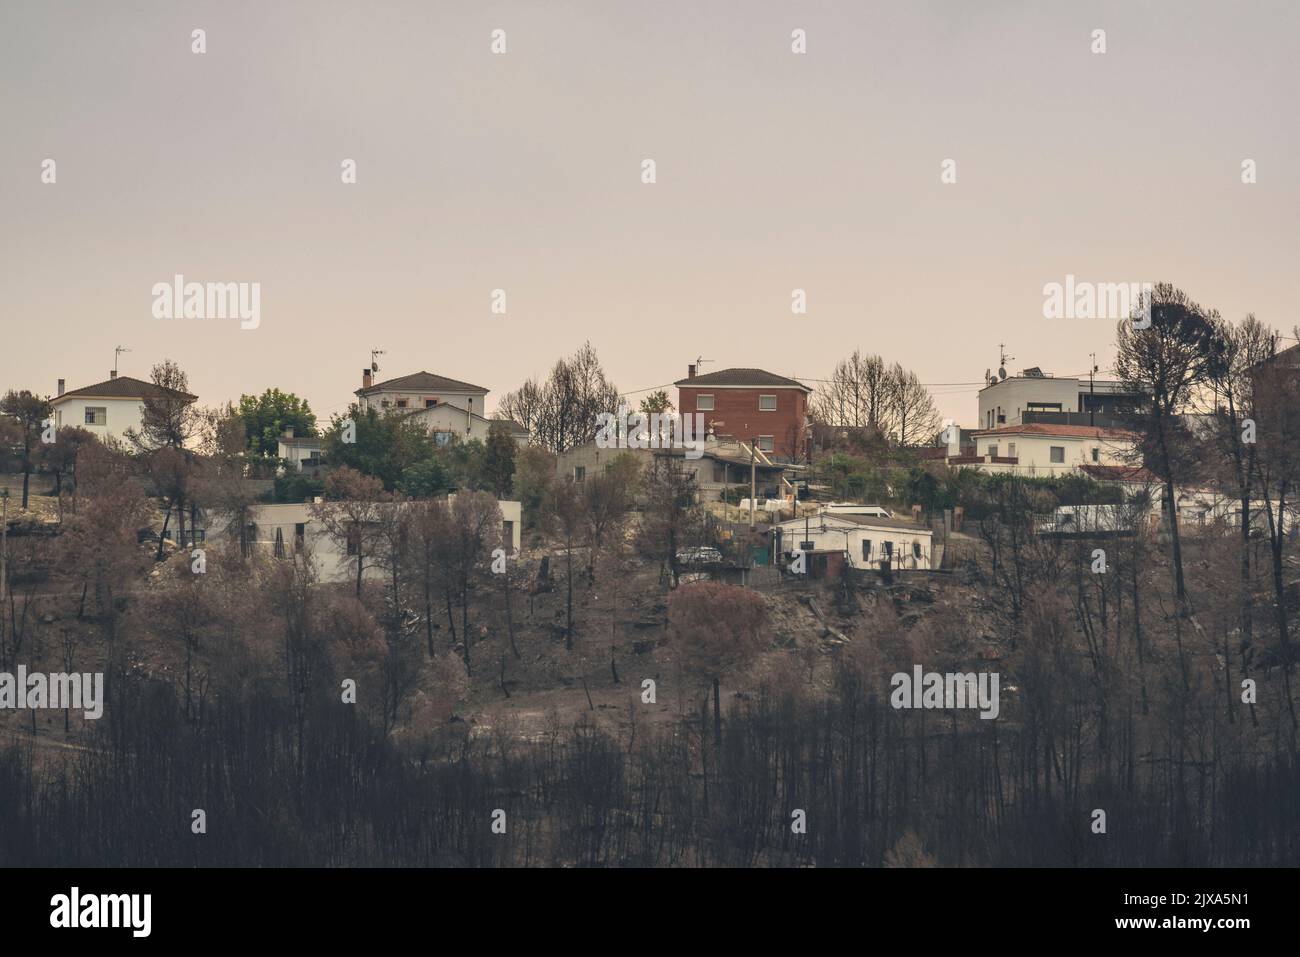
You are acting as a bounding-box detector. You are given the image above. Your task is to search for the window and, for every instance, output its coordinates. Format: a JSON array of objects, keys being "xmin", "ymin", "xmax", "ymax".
[
  {"xmin": 425, "ymin": 399, "xmax": 437, "ymax": 408},
  {"xmin": 1091, "ymin": 447, "xmax": 1100, "ymax": 463},
  {"xmin": 434, "ymin": 431, "xmax": 454, "ymax": 447},
  {"xmin": 987, "ymin": 444, "xmax": 998, "ymax": 458},
  {"xmin": 1050, "ymin": 446, "xmax": 1066, "ymax": 464},
  {"xmin": 758, "ymin": 394, "xmax": 777, "ymax": 411},
  {"xmin": 381, "ymin": 399, "xmax": 391, "ymax": 408},
  {"xmin": 574, "ymin": 466, "xmax": 586, "ymax": 482},
  {"xmin": 502, "ymin": 520, "xmax": 514, "ymax": 548},
  {"xmin": 799, "ymin": 541, "xmax": 814, "ymax": 552},
  {"xmin": 84, "ymin": 407, "xmax": 106, "ymax": 426},
  {"xmin": 913, "ymin": 542, "xmax": 922, "ymax": 559},
  {"xmin": 696, "ymin": 394, "xmax": 715, "ymax": 411},
  {"xmin": 1008, "ymin": 442, "xmax": 1016, "ymax": 458},
  {"xmin": 757, "ymin": 435, "xmax": 774, "ymax": 452},
  {"xmin": 396, "ymin": 399, "xmax": 408, "ymax": 408},
  {"xmin": 862, "ymin": 540, "xmax": 872, "ymax": 561}
]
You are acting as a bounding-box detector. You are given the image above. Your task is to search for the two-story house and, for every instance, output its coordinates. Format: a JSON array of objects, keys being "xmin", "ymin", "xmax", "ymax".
[
  {"xmin": 354, "ymin": 369, "xmax": 529, "ymax": 447},
  {"xmin": 49, "ymin": 372, "xmax": 196, "ymax": 445},
  {"xmin": 674, "ymin": 366, "xmax": 811, "ymax": 462}
]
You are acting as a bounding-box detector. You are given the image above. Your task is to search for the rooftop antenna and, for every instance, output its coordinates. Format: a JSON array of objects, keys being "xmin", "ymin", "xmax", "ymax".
[
  {"xmin": 695, "ymin": 355, "xmax": 712, "ymax": 375},
  {"xmin": 370, "ymin": 348, "xmax": 385, "ymax": 373},
  {"xmin": 114, "ymin": 345, "xmax": 131, "ymax": 376},
  {"xmin": 998, "ymin": 343, "xmax": 1014, "ymax": 380}
]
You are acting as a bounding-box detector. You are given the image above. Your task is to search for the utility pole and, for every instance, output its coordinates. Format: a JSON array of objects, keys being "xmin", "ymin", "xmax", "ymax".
[{"xmin": 749, "ymin": 435, "xmax": 756, "ymax": 529}]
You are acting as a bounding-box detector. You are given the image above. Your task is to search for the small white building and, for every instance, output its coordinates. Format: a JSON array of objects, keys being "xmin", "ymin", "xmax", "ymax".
[
  {"xmin": 963, "ymin": 424, "xmax": 1137, "ymax": 477},
  {"xmin": 204, "ymin": 496, "xmax": 523, "ymax": 585},
  {"xmin": 277, "ymin": 432, "xmax": 323, "ymax": 471},
  {"xmin": 49, "ymin": 372, "xmax": 196, "ymax": 445},
  {"xmin": 772, "ymin": 512, "xmax": 934, "ymax": 570},
  {"xmin": 404, "ymin": 404, "xmax": 530, "ymax": 448}
]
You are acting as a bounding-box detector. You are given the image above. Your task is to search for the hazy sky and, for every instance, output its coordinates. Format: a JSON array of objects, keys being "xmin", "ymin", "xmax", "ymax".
[{"xmin": 3, "ymin": 0, "xmax": 1297, "ymax": 427}]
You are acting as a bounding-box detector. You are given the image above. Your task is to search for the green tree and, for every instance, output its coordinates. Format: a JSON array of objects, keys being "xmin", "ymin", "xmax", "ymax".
[
  {"xmin": 237, "ymin": 388, "xmax": 317, "ymax": 458},
  {"xmin": 323, "ymin": 404, "xmax": 434, "ymax": 490}
]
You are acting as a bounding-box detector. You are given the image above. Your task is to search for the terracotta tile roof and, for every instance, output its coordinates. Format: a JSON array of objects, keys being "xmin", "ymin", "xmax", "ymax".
[
  {"xmin": 358, "ymin": 371, "xmax": 489, "ymax": 396},
  {"xmin": 51, "ymin": 375, "xmax": 196, "ymax": 403},
  {"xmin": 673, "ymin": 368, "xmax": 811, "ymax": 391}
]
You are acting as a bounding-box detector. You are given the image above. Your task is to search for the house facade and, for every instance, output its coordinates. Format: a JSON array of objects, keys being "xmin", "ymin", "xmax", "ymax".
[
  {"xmin": 771, "ymin": 512, "xmax": 934, "ymax": 571},
  {"xmin": 404, "ymin": 403, "xmax": 530, "ymax": 448},
  {"xmin": 673, "ymin": 366, "xmax": 811, "ymax": 462},
  {"xmin": 978, "ymin": 367, "xmax": 1144, "ymax": 431},
  {"xmin": 205, "ymin": 496, "xmax": 522, "ymax": 584},
  {"xmin": 49, "ymin": 372, "xmax": 196, "ymax": 445},
  {"xmin": 554, "ymin": 436, "xmax": 791, "ymax": 501},
  {"xmin": 355, "ymin": 370, "xmax": 489, "ymax": 418},
  {"xmin": 958, "ymin": 424, "xmax": 1137, "ymax": 477}
]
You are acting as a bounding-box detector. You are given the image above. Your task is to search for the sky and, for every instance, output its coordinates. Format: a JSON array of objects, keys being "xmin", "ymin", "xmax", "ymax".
[{"xmin": 2, "ymin": 0, "xmax": 1297, "ymax": 428}]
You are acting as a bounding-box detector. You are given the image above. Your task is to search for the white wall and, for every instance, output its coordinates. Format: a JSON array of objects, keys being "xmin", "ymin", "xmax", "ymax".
[
  {"xmin": 978, "ymin": 377, "xmax": 1080, "ymax": 430},
  {"xmin": 204, "ymin": 498, "xmax": 523, "ymax": 584},
  {"xmin": 973, "ymin": 432, "xmax": 1133, "ymax": 476},
  {"xmin": 359, "ymin": 389, "xmax": 483, "ymax": 416},
  {"xmin": 52, "ymin": 396, "xmax": 145, "ymax": 444},
  {"xmin": 774, "ymin": 517, "xmax": 932, "ymax": 570}
]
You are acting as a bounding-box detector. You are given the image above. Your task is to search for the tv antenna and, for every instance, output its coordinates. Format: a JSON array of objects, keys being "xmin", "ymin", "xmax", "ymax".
[
  {"xmin": 370, "ymin": 348, "xmax": 385, "ymax": 373},
  {"xmin": 695, "ymin": 355, "xmax": 712, "ymax": 375},
  {"xmin": 114, "ymin": 345, "xmax": 131, "ymax": 376},
  {"xmin": 998, "ymin": 343, "xmax": 1014, "ymax": 379}
]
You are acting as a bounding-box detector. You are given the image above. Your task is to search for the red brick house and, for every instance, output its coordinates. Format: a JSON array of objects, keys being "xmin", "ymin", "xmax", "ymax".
[{"xmin": 674, "ymin": 366, "xmax": 811, "ymax": 462}]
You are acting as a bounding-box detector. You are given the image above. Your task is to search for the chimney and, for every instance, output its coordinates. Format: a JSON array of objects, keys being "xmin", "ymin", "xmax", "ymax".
[
  {"xmin": 57, "ymin": 378, "xmax": 65, "ymax": 396},
  {"xmin": 687, "ymin": 364, "xmax": 696, "ymax": 379},
  {"xmin": 282, "ymin": 427, "xmax": 294, "ymax": 439},
  {"xmin": 946, "ymin": 424, "xmax": 961, "ymax": 458},
  {"xmin": 109, "ymin": 370, "xmax": 117, "ymax": 380},
  {"xmin": 362, "ymin": 368, "xmax": 372, "ymax": 389}
]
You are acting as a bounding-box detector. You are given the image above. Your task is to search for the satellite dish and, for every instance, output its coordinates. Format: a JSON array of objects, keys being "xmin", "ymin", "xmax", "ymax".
[{"xmin": 998, "ymin": 367, "xmax": 1007, "ymax": 379}]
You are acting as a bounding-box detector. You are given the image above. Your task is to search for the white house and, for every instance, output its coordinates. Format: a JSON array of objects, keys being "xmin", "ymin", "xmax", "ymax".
[
  {"xmin": 772, "ymin": 512, "xmax": 934, "ymax": 570},
  {"xmin": 960, "ymin": 424, "xmax": 1137, "ymax": 477},
  {"xmin": 978, "ymin": 367, "xmax": 1144, "ymax": 430},
  {"xmin": 404, "ymin": 404, "xmax": 530, "ymax": 448},
  {"xmin": 353, "ymin": 369, "xmax": 528, "ymax": 447},
  {"xmin": 277, "ymin": 432, "xmax": 323, "ymax": 472},
  {"xmin": 356, "ymin": 369, "xmax": 488, "ymax": 417},
  {"xmin": 203, "ymin": 496, "xmax": 523, "ymax": 585},
  {"xmin": 49, "ymin": 372, "xmax": 196, "ymax": 445}
]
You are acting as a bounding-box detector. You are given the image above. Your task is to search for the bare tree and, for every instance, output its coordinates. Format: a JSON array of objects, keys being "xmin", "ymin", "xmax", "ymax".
[
  {"xmin": 1115, "ymin": 284, "xmax": 1219, "ymax": 608},
  {"xmin": 885, "ymin": 363, "xmax": 941, "ymax": 447},
  {"xmin": 310, "ymin": 466, "xmax": 385, "ymax": 596}
]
